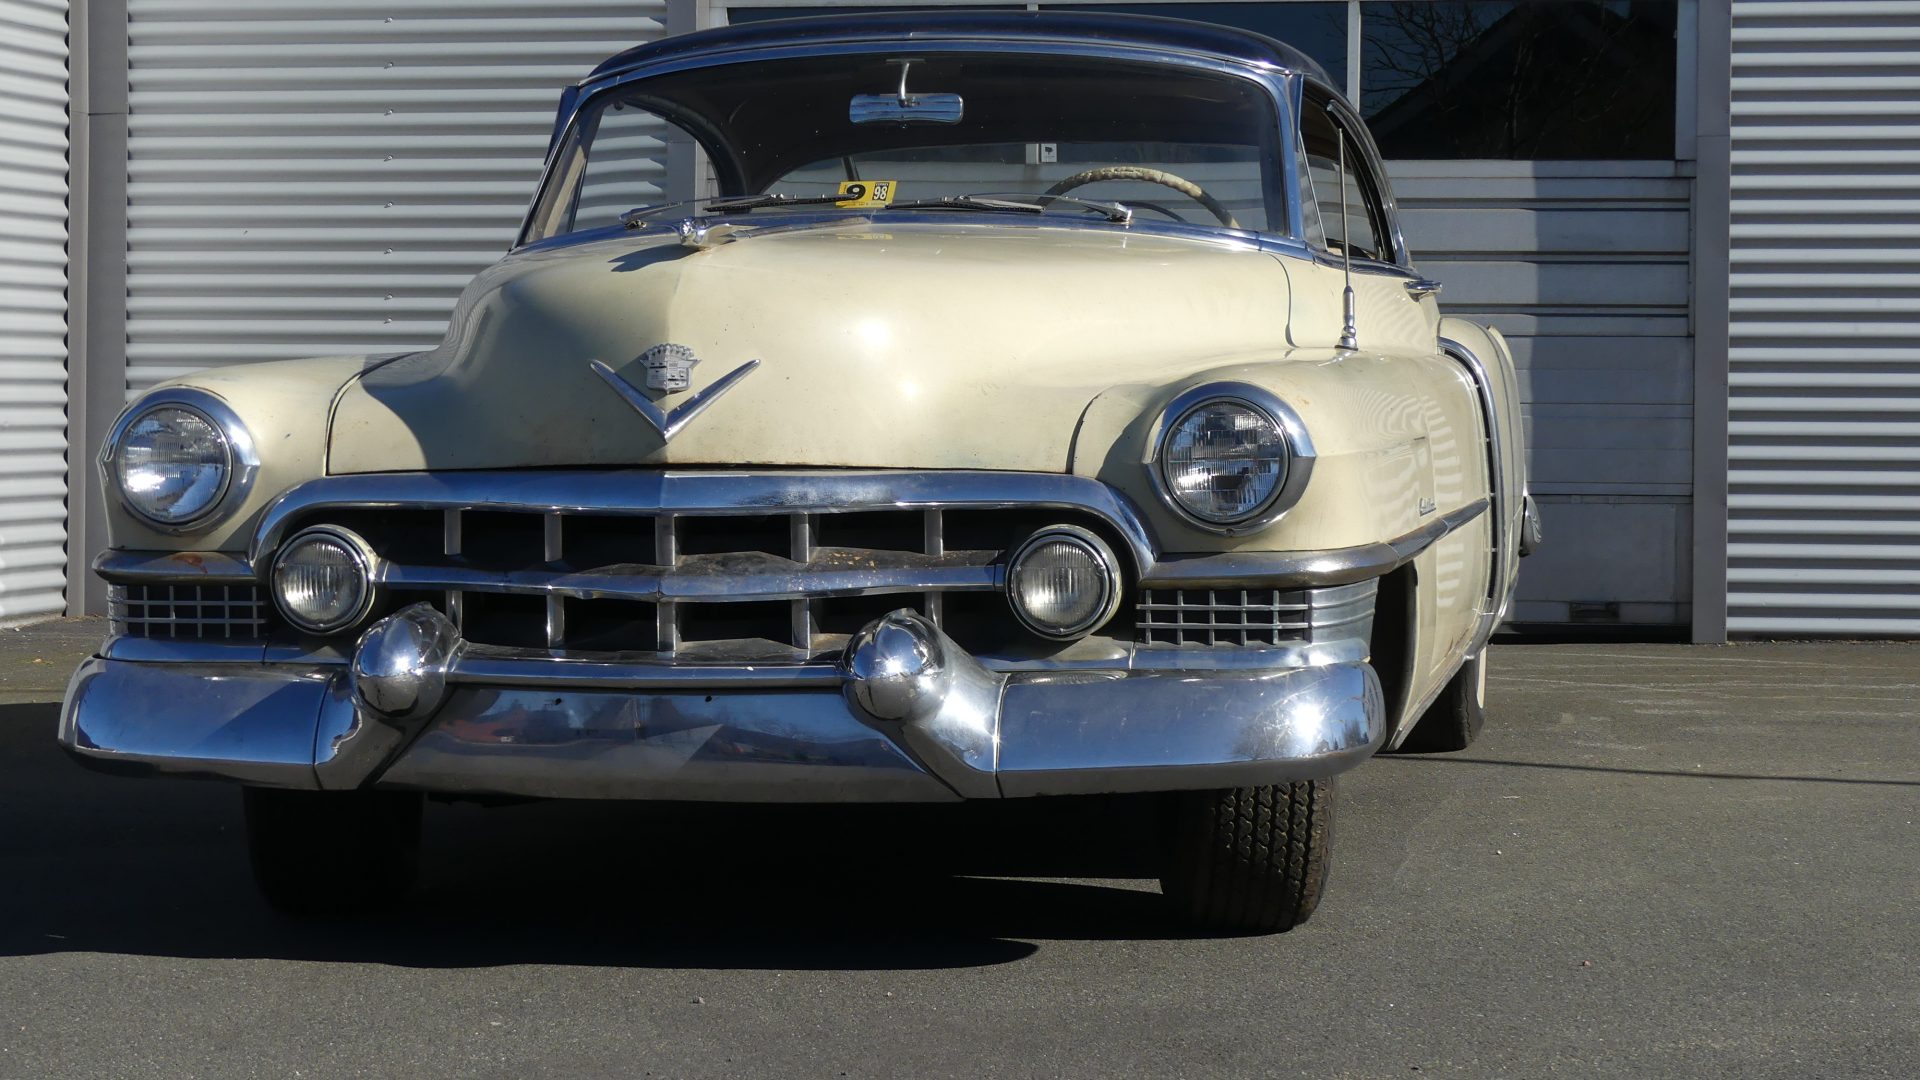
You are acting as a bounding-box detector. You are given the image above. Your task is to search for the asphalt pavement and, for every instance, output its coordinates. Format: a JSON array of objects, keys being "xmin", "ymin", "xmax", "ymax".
[{"xmin": 2, "ymin": 617, "xmax": 1916, "ymax": 1078}]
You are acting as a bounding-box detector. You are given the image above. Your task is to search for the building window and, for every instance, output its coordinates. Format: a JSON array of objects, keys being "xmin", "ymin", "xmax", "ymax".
[
  {"xmin": 1043, "ymin": 4, "xmax": 1350, "ymax": 89},
  {"xmin": 1360, "ymin": 1, "xmax": 1678, "ymax": 159}
]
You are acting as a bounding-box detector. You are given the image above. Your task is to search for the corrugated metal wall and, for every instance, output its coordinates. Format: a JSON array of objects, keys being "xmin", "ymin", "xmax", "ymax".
[
  {"xmin": 1728, "ymin": 0, "xmax": 1920, "ymax": 635},
  {"xmin": 123, "ymin": 0, "xmax": 669, "ymax": 392},
  {"xmin": 0, "ymin": 0, "xmax": 70, "ymax": 625},
  {"xmin": 1395, "ymin": 162, "xmax": 1696, "ymax": 626}
]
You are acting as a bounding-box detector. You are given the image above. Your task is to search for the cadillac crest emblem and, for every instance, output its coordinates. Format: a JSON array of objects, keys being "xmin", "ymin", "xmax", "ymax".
[{"xmin": 641, "ymin": 342, "xmax": 699, "ymax": 393}]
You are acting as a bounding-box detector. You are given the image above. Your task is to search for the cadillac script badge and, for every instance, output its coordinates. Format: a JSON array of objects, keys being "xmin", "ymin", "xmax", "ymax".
[{"xmin": 641, "ymin": 343, "xmax": 699, "ymax": 393}]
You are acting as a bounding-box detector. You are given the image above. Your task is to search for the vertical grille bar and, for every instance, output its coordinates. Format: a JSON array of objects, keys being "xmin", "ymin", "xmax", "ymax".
[
  {"xmin": 789, "ymin": 513, "xmax": 816, "ymax": 650},
  {"xmin": 654, "ymin": 515, "xmax": 679, "ymax": 653},
  {"xmin": 443, "ymin": 509, "xmax": 464, "ymax": 631},
  {"xmin": 923, "ymin": 508, "xmax": 945, "ymax": 626},
  {"xmin": 544, "ymin": 513, "xmax": 565, "ymax": 648}
]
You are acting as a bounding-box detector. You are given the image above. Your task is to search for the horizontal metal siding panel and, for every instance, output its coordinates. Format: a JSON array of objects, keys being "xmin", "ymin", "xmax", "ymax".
[
  {"xmin": 123, "ymin": 1, "xmax": 668, "ymax": 388},
  {"xmin": 1728, "ymin": 1, "xmax": 1920, "ymax": 635},
  {"xmin": 1391, "ymin": 163, "xmax": 1693, "ymax": 626},
  {"xmin": 1390, "ymin": 165, "xmax": 1694, "ymax": 499},
  {"xmin": 0, "ymin": 0, "xmax": 69, "ymax": 625}
]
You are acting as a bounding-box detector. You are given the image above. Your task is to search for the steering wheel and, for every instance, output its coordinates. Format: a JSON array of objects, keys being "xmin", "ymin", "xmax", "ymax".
[{"xmin": 1043, "ymin": 166, "xmax": 1241, "ymax": 229}]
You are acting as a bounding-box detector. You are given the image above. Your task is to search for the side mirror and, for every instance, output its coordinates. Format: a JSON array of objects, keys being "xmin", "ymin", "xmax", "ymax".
[{"xmin": 850, "ymin": 92, "xmax": 964, "ymax": 126}]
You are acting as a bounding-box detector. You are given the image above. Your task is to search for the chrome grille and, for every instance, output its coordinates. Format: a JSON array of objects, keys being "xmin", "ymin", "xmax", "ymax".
[
  {"xmin": 1137, "ymin": 580, "xmax": 1376, "ymax": 647},
  {"xmin": 275, "ymin": 495, "xmax": 1119, "ymax": 658},
  {"xmin": 109, "ymin": 583, "xmax": 271, "ymax": 640}
]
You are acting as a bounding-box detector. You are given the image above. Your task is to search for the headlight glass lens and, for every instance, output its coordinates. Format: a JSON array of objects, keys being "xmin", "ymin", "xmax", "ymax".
[
  {"xmin": 115, "ymin": 406, "xmax": 230, "ymax": 525},
  {"xmin": 272, "ymin": 530, "xmax": 372, "ymax": 633},
  {"xmin": 1162, "ymin": 400, "xmax": 1289, "ymax": 524},
  {"xmin": 1008, "ymin": 530, "xmax": 1117, "ymax": 638}
]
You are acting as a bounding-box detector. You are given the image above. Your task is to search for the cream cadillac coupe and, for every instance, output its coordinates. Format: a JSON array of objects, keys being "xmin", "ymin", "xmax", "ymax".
[{"xmin": 63, "ymin": 12, "xmax": 1536, "ymax": 932}]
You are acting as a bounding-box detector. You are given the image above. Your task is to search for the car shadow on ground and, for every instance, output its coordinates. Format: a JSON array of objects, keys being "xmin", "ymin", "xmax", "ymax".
[{"xmin": 1, "ymin": 702, "xmax": 1219, "ymax": 971}]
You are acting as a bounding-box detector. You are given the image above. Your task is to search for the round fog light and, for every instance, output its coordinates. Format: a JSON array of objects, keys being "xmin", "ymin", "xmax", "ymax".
[
  {"xmin": 1006, "ymin": 526, "xmax": 1122, "ymax": 639},
  {"xmin": 272, "ymin": 527, "xmax": 375, "ymax": 634}
]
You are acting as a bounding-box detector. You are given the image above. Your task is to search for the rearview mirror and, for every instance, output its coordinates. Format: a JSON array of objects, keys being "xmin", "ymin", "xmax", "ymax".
[{"xmin": 850, "ymin": 92, "xmax": 964, "ymax": 125}]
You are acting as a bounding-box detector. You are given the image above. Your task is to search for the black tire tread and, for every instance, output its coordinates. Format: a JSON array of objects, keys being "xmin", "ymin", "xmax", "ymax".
[{"xmin": 1161, "ymin": 779, "xmax": 1332, "ymax": 934}]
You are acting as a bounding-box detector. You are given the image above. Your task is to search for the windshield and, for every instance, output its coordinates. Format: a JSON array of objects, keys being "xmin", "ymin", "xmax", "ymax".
[{"xmin": 524, "ymin": 52, "xmax": 1288, "ymax": 244}]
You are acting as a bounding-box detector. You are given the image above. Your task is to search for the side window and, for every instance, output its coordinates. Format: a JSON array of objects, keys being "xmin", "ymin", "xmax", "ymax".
[{"xmin": 1298, "ymin": 100, "xmax": 1393, "ymax": 263}]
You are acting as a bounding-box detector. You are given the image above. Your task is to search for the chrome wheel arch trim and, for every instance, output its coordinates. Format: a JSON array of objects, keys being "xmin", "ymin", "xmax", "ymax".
[{"xmin": 1436, "ymin": 335, "xmax": 1515, "ymax": 654}]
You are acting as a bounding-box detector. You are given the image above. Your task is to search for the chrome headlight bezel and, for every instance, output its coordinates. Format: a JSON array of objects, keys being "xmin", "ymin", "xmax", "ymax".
[
  {"xmin": 1005, "ymin": 524, "xmax": 1124, "ymax": 640},
  {"xmin": 270, "ymin": 525, "xmax": 380, "ymax": 635},
  {"xmin": 100, "ymin": 388, "xmax": 260, "ymax": 533},
  {"xmin": 1150, "ymin": 382, "xmax": 1317, "ymax": 536}
]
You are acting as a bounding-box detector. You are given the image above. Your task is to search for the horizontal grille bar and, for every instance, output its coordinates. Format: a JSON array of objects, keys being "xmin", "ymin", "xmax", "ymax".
[{"xmin": 380, "ymin": 546, "xmax": 1005, "ymax": 604}]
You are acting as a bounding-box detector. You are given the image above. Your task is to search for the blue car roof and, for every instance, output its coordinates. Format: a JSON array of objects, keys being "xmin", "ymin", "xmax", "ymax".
[{"xmin": 584, "ymin": 10, "xmax": 1334, "ymax": 88}]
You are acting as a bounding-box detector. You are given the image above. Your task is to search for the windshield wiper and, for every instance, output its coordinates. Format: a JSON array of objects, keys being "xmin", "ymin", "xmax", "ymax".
[
  {"xmin": 893, "ymin": 194, "xmax": 1133, "ymax": 224},
  {"xmin": 622, "ymin": 193, "xmax": 860, "ymax": 228}
]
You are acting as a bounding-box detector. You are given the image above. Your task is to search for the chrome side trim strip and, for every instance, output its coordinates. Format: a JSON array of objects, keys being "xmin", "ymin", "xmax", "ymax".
[
  {"xmin": 1141, "ymin": 497, "xmax": 1489, "ymax": 589},
  {"xmin": 95, "ymin": 549, "xmax": 255, "ymax": 583}
]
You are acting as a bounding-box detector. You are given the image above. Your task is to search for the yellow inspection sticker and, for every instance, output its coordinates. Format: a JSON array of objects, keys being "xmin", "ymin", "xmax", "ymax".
[{"xmin": 835, "ymin": 180, "xmax": 897, "ymax": 208}]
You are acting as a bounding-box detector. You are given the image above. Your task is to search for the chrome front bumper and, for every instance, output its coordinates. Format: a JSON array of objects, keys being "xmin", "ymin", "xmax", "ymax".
[{"xmin": 60, "ymin": 605, "xmax": 1384, "ymax": 802}]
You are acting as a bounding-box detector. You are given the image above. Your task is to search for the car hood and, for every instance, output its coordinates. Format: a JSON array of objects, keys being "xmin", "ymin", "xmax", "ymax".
[{"xmin": 327, "ymin": 218, "xmax": 1301, "ymax": 474}]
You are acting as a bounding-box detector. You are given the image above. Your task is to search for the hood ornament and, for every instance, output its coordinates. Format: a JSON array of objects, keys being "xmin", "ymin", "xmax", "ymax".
[{"xmin": 590, "ymin": 345, "xmax": 760, "ymax": 442}]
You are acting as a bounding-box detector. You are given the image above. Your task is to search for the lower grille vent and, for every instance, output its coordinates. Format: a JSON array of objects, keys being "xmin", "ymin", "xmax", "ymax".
[
  {"xmin": 109, "ymin": 583, "xmax": 271, "ymax": 640},
  {"xmin": 1136, "ymin": 580, "xmax": 1376, "ymax": 647}
]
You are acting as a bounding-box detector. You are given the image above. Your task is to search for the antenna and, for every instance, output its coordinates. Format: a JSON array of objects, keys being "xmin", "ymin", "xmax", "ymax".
[{"xmin": 1334, "ymin": 115, "xmax": 1358, "ymax": 352}]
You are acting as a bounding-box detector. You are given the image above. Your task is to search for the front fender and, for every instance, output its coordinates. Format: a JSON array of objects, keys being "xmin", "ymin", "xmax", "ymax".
[
  {"xmin": 100, "ymin": 354, "xmax": 404, "ymax": 552},
  {"xmin": 1071, "ymin": 349, "xmax": 1486, "ymax": 556}
]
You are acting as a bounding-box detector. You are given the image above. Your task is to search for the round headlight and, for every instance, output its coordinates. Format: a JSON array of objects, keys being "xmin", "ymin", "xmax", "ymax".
[
  {"xmin": 114, "ymin": 405, "xmax": 231, "ymax": 526},
  {"xmin": 1160, "ymin": 398, "xmax": 1291, "ymax": 526},
  {"xmin": 272, "ymin": 527, "xmax": 376, "ymax": 634},
  {"xmin": 1006, "ymin": 526, "xmax": 1122, "ymax": 639}
]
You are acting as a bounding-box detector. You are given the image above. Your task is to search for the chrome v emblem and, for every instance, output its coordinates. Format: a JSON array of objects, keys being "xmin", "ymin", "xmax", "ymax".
[{"xmin": 588, "ymin": 357, "xmax": 761, "ymax": 441}]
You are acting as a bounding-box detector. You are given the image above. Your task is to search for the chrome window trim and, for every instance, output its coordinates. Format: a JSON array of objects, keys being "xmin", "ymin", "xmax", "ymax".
[
  {"xmin": 97, "ymin": 388, "xmax": 260, "ymax": 535},
  {"xmin": 1148, "ymin": 382, "xmax": 1318, "ymax": 537},
  {"xmin": 519, "ymin": 38, "xmax": 1307, "ymax": 249}
]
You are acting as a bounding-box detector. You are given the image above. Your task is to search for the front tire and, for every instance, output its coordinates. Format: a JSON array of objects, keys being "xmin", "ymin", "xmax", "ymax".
[
  {"xmin": 242, "ymin": 787, "xmax": 423, "ymax": 916},
  {"xmin": 1159, "ymin": 780, "xmax": 1334, "ymax": 934},
  {"xmin": 1396, "ymin": 647, "xmax": 1488, "ymax": 753}
]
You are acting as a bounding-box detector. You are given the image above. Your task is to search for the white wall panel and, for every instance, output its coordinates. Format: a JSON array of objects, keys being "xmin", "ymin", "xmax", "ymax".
[
  {"xmin": 1728, "ymin": 0, "xmax": 1920, "ymax": 635},
  {"xmin": 1393, "ymin": 161, "xmax": 1695, "ymax": 626},
  {"xmin": 123, "ymin": 0, "xmax": 669, "ymax": 390},
  {"xmin": 0, "ymin": 0, "xmax": 70, "ymax": 625}
]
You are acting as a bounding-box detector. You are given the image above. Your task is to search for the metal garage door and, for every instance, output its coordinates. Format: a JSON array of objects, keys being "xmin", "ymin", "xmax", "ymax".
[
  {"xmin": 0, "ymin": 0, "xmax": 69, "ymax": 625},
  {"xmin": 122, "ymin": 0, "xmax": 669, "ymax": 392},
  {"xmin": 1396, "ymin": 162, "xmax": 1695, "ymax": 627},
  {"xmin": 1728, "ymin": 0, "xmax": 1920, "ymax": 635}
]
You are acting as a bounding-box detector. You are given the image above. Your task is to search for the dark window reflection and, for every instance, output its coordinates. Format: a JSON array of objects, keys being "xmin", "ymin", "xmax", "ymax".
[
  {"xmin": 1044, "ymin": 3, "xmax": 1349, "ymax": 89},
  {"xmin": 1360, "ymin": 1, "xmax": 1676, "ymax": 159},
  {"xmin": 727, "ymin": 6, "xmax": 1023, "ymax": 22}
]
